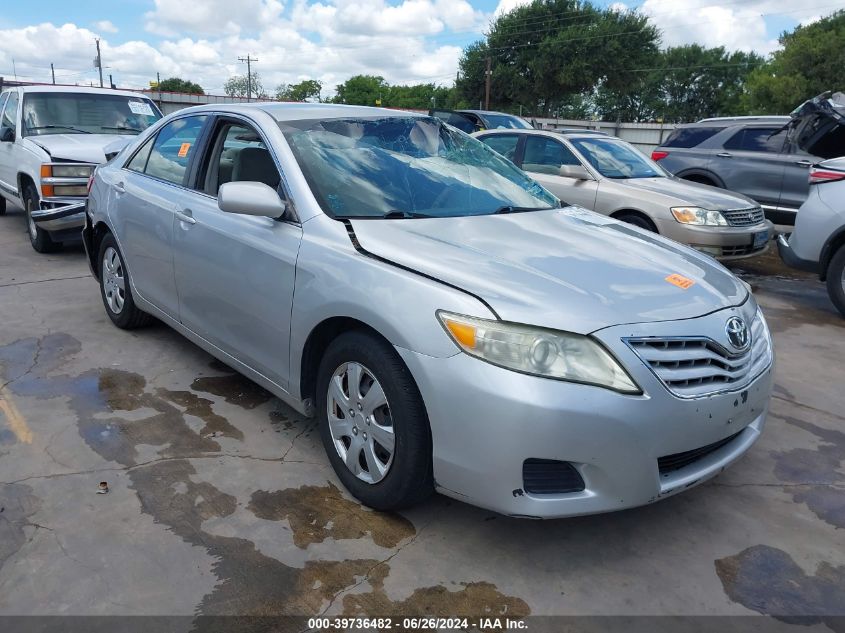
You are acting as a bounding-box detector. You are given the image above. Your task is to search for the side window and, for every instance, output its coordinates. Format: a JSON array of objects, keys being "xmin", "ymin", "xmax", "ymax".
[
  {"xmin": 2, "ymin": 92, "xmax": 19, "ymax": 137},
  {"xmin": 522, "ymin": 136, "xmax": 580, "ymax": 174},
  {"xmin": 480, "ymin": 134, "xmax": 520, "ymax": 162},
  {"xmin": 662, "ymin": 126, "xmax": 722, "ymax": 148},
  {"xmin": 144, "ymin": 116, "xmax": 207, "ymax": 185},
  {"xmin": 724, "ymin": 127, "xmax": 782, "ymax": 153},
  {"xmin": 201, "ymin": 121, "xmax": 281, "ymax": 196},
  {"xmin": 125, "ymin": 135, "xmax": 156, "ymax": 173}
]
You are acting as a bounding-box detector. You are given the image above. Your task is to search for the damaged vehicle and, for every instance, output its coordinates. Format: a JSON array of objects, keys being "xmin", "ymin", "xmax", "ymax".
[
  {"xmin": 652, "ymin": 91, "xmax": 845, "ymax": 225},
  {"xmin": 84, "ymin": 104, "xmax": 774, "ymax": 518},
  {"xmin": 0, "ymin": 85, "xmax": 161, "ymax": 252}
]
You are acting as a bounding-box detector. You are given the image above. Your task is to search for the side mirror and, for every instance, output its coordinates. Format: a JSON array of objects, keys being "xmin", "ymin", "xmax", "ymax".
[
  {"xmin": 558, "ymin": 164, "xmax": 592, "ymax": 180},
  {"xmin": 218, "ymin": 181, "xmax": 287, "ymax": 219},
  {"xmin": 0, "ymin": 126, "xmax": 14, "ymax": 143}
]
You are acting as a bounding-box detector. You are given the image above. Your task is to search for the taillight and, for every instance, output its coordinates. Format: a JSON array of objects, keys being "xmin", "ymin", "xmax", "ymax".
[
  {"xmin": 651, "ymin": 150, "xmax": 668, "ymax": 161},
  {"xmin": 809, "ymin": 168, "xmax": 845, "ymax": 185}
]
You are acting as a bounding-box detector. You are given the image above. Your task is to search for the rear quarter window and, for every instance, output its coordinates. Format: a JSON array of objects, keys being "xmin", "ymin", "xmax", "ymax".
[{"xmin": 662, "ymin": 127, "xmax": 722, "ymax": 148}]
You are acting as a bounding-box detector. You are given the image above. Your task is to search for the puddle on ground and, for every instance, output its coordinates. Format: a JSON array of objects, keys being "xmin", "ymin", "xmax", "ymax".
[
  {"xmin": 716, "ymin": 544, "xmax": 845, "ymax": 627},
  {"xmin": 248, "ymin": 482, "xmax": 415, "ymax": 549},
  {"xmin": 0, "ymin": 334, "xmax": 531, "ymax": 626},
  {"xmin": 770, "ymin": 414, "xmax": 845, "ymax": 529}
]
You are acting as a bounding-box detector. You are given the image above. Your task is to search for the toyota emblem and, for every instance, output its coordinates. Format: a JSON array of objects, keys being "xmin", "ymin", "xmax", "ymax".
[{"xmin": 726, "ymin": 316, "xmax": 750, "ymax": 351}]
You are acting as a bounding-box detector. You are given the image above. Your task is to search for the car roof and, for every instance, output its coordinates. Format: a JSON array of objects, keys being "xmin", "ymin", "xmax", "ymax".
[
  {"xmin": 682, "ymin": 115, "xmax": 790, "ymax": 128},
  {"xmin": 8, "ymin": 85, "xmax": 156, "ymax": 100},
  {"xmin": 476, "ymin": 128, "xmax": 618, "ymax": 141},
  {"xmin": 171, "ymin": 102, "xmax": 425, "ymax": 123},
  {"xmin": 459, "ymin": 109, "xmax": 520, "ymax": 117}
]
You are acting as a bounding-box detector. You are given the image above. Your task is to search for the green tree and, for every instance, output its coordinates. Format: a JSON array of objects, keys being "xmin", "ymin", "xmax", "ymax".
[
  {"xmin": 744, "ymin": 10, "xmax": 845, "ymax": 114},
  {"xmin": 387, "ymin": 83, "xmax": 456, "ymax": 109},
  {"xmin": 276, "ymin": 79, "xmax": 322, "ymax": 102},
  {"xmin": 456, "ymin": 0, "xmax": 659, "ymax": 117},
  {"xmin": 157, "ymin": 77, "xmax": 204, "ymax": 95},
  {"xmin": 332, "ymin": 75, "xmax": 389, "ymax": 106},
  {"xmin": 224, "ymin": 71, "xmax": 266, "ymax": 99}
]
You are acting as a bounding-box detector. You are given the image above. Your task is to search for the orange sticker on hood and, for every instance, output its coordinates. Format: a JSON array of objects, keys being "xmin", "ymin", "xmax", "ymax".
[{"xmin": 665, "ymin": 273, "xmax": 695, "ymax": 289}]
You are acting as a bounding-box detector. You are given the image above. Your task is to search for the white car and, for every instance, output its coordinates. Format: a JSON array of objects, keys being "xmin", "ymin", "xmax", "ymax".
[{"xmin": 0, "ymin": 85, "xmax": 161, "ymax": 252}]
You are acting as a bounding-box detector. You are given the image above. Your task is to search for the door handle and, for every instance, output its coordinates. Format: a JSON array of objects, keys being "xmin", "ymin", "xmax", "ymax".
[
  {"xmin": 114, "ymin": 181, "xmax": 125, "ymax": 194},
  {"xmin": 716, "ymin": 152, "xmax": 732, "ymax": 158},
  {"xmin": 175, "ymin": 209, "xmax": 196, "ymax": 225},
  {"xmin": 795, "ymin": 160, "xmax": 813, "ymax": 167}
]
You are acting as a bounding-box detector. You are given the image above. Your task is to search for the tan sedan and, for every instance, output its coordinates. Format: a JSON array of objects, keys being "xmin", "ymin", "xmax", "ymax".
[{"xmin": 474, "ymin": 129, "xmax": 774, "ymax": 260}]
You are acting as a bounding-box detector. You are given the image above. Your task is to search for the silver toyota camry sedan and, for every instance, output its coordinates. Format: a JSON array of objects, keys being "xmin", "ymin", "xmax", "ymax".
[{"xmin": 83, "ymin": 103, "xmax": 774, "ymax": 518}]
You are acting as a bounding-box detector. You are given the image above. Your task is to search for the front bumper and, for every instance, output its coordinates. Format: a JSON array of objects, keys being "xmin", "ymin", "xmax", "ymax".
[
  {"xmin": 655, "ymin": 219, "xmax": 775, "ymax": 260},
  {"xmin": 398, "ymin": 303, "xmax": 773, "ymax": 519},
  {"xmin": 777, "ymin": 233, "xmax": 821, "ymax": 274},
  {"xmin": 30, "ymin": 199, "xmax": 86, "ymax": 232}
]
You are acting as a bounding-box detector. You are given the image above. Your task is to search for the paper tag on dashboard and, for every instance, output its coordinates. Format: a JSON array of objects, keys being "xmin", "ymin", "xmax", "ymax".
[{"xmin": 128, "ymin": 101, "xmax": 155, "ymax": 116}]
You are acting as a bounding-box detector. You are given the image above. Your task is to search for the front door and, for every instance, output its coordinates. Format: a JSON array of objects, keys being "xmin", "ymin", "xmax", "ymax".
[
  {"xmin": 173, "ymin": 117, "xmax": 302, "ymax": 388},
  {"xmin": 520, "ymin": 135, "xmax": 599, "ymax": 208},
  {"xmin": 0, "ymin": 91, "xmax": 20, "ymax": 200}
]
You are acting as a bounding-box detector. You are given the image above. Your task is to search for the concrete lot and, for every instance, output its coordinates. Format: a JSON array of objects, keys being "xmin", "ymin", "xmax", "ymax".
[{"xmin": 1, "ymin": 203, "xmax": 844, "ymax": 629}]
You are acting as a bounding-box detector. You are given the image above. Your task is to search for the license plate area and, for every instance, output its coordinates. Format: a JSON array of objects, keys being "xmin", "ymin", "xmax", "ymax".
[{"xmin": 753, "ymin": 230, "xmax": 769, "ymax": 249}]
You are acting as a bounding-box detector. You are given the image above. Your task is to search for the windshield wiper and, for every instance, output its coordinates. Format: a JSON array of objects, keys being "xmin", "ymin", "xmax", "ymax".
[
  {"xmin": 101, "ymin": 126, "xmax": 142, "ymax": 133},
  {"xmin": 493, "ymin": 205, "xmax": 556, "ymax": 214},
  {"xmin": 26, "ymin": 125, "xmax": 92, "ymax": 134},
  {"xmin": 382, "ymin": 210, "xmax": 433, "ymax": 219}
]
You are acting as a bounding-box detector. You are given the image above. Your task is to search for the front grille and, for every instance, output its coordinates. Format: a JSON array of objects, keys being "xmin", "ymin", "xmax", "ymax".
[
  {"xmin": 721, "ymin": 244, "xmax": 766, "ymax": 257},
  {"xmin": 522, "ymin": 459, "xmax": 585, "ymax": 494},
  {"xmin": 626, "ymin": 312, "xmax": 771, "ymax": 398},
  {"xmin": 658, "ymin": 431, "xmax": 743, "ymax": 475},
  {"xmin": 722, "ymin": 207, "xmax": 765, "ymax": 227}
]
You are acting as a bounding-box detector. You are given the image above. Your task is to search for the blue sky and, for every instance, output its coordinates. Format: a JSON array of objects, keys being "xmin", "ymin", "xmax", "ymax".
[{"xmin": 0, "ymin": 0, "xmax": 835, "ymax": 95}]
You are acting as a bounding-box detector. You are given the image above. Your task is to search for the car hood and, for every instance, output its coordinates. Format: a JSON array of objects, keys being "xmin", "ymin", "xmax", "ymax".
[
  {"xmin": 350, "ymin": 207, "xmax": 748, "ymax": 334},
  {"xmin": 28, "ymin": 134, "xmax": 135, "ymax": 164},
  {"xmin": 614, "ymin": 176, "xmax": 759, "ymax": 209},
  {"xmin": 785, "ymin": 91, "xmax": 845, "ymax": 159}
]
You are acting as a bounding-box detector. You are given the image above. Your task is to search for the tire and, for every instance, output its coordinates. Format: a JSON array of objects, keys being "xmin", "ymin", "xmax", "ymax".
[
  {"xmin": 682, "ymin": 175, "xmax": 718, "ymax": 188},
  {"xmin": 0, "ymin": 195, "xmax": 6, "ymax": 216},
  {"xmin": 97, "ymin": 233, "xmax": 152, "ymax": 329},
  {"xmin": 316, "ymin": 330, "xmax": 433, "ymax": 511},
  {"xmin": 826, "ymin": 246, "xmax": 845, "ymax": 318},
  {"xmin": 23, "ymin": 183, "xmax": 61, "ymax": 253},
  {"xmin": 616, "ymin": 212, "xmax": 657, "ymax": 232}
]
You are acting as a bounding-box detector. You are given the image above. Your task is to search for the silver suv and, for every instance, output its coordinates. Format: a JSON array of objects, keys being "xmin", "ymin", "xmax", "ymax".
[{"xmin": 653, "ymin": 92, "xmax": 845, "ymax": 226}]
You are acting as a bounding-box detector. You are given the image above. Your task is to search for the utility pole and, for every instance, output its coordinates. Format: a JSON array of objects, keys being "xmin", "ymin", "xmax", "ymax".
[
  {"xmin": 109, "ymin": 74, "xmax": 115, "ymax": 89},
  {"xmin": 51, "ymin": 63, "xmax": 55, "ymax": 84},
  {"xmin": 95, "ymin": 39, "xmax": 104, "ymax": 88},
  {"xmin": 238, "ymin": 55, "xmax": 258, "ymax": 101},
  {"xmin": 484, "ymin": 56, "xmax": 491, "ymax": 110}
]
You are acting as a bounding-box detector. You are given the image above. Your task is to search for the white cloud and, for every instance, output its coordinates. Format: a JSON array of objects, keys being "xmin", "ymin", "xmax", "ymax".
[
  {"xmin": 144, "ymin": 0, "xmax": 285, "ymax": 36},
  {"xmin": 93, "ymin": 20, "xmax": 119, "ymax": 34}
]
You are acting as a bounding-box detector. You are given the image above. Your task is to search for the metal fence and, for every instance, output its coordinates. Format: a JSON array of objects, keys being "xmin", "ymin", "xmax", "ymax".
[{"xmin": 533, "ymin": 118, "xmax": 680, "ymax": 153}]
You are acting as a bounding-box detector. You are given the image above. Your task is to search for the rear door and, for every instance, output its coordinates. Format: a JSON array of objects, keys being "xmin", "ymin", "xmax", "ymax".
[
  {"xmin": 113, "ymin": 114, "xmax": 208, "ymax": 318},
  {"xmin": 0, "ymin": 90, "xmax": 20, "ymax": 200},
  {"xmin": 713, "ymin": 126, "xmax": 788, "ymax": 209},
  {"xmin": 519, "ymin": 135, "xmax": 598, "ymax": 208},
  {"xmin": 172, "ymin": 115, "xmax": 302, "ymax": 388}
]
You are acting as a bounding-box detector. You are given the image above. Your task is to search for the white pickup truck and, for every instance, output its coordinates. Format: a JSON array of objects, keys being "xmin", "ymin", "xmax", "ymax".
[{"xmin": 0, "ymin": 85, "xmax": 162, "ymax": 252}]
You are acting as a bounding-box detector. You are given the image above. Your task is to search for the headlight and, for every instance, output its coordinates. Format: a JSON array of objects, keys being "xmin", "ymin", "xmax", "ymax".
[
  {"xmin": 437, "ymin": 311, "xmax": 640, "ymax": 393},
  {"xmin": 671, "ymin": 207, "xmax": 727, "ymax": 226},
  {"xmin": 49, "ymin": 164, "xmax": 94, "ymax": 178}
]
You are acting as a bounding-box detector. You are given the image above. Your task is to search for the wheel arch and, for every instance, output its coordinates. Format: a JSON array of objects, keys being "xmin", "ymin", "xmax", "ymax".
[
  {"xmin": 17, "ymin": 172, "xmax": 37, "ymax": 200},
  {"xmin": 676, "ymin": 169, "xmax": 724, "ymax": 188},
  {"xmin": 610, "ymin": 208, "xmax": 659, "ymax": 232},
  {"xmin": 820, "ymin": 227, "xmax": 845, "ymax": 282},
  {"xmin": 88, "ymin": 221, "xmax": 114, "ymax": 280},
  {"xmin": 298, "ymin": 316, "xmax": 393, "ymax": 407}
]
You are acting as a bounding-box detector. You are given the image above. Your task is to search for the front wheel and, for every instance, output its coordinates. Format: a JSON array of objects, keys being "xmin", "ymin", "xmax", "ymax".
[
  {"xmin": 616, "ymin": 212, "xmax": 657, "ymax": 232},
  {"xmin": 316, "ymin": 330, "xmax": 433, "ymax": 511},
  {"xmin": 98, "ymin": 233, "xmax": 152, "ymax": 329},
  {"xmin": 826, "ymin": 246, "xmax": 845, "ymax": 318},
  {"xmin": 24, "ymin": 184, "xmax": 60, "ymax": 253}
]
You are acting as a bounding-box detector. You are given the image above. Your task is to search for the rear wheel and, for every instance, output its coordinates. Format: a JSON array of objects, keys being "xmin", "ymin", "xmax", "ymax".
[
  {"xmin": 683, "ymin": 174, "xmax": 718, "ymax": 187},
  {"xmin": 616, "ymin": 211, "xmax": 657, "ymax": 232},
  {"xmin": 316, "ymin": 330, "xmax": 433, "ymax": 511},
  {"xmin": 0, "ymin": 196, "xmax": 6, "ymax": 216},
  {"xmin": 98, "ymin": 233, "xmax": 152, "ymax": 329},
  {"xmin": 23, "ymin": 183, "xmax": 61, "ymax": 253},
  {"xmin": 826, "ymin": 246, "xmax": 845, "ymax": 318}
]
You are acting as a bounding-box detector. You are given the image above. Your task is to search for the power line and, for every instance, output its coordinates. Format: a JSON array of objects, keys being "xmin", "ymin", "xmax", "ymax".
[{"xmin": 238, "ymin": 54, "xmax": 258, "ymax": 101}]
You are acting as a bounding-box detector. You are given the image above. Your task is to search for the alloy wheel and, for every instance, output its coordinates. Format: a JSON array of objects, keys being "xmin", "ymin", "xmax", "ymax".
[
  {"xmin": 326, "ymin": 361, "xmax": 395, "ymax": 484},
  {"xmin": 26, "ymin": 198, "xmax": 37, "ymax": 241},
  {"xmin": 102, "ymin": 246, "xmax": 126, "ymax": 314}
]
